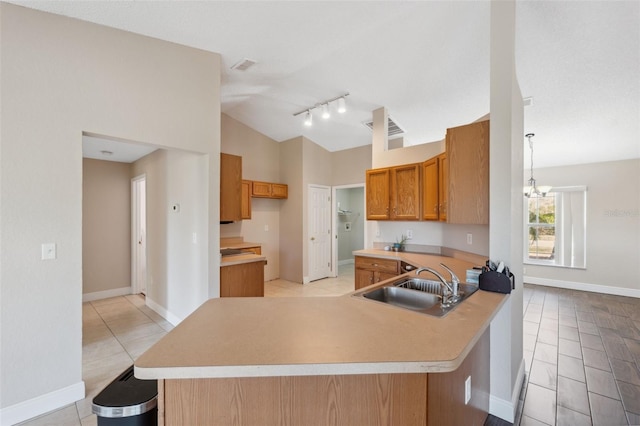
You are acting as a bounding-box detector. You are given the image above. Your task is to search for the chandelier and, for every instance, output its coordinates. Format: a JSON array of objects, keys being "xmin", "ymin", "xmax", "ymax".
[{"xmin": 523, "ymin": 133, "xmax": 552, "ymax": 197}]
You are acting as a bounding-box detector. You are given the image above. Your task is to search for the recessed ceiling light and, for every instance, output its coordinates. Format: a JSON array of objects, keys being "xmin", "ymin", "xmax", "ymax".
[{"xmin": 231, "ymin": 58, "xmax": 257, "ymax": 71}]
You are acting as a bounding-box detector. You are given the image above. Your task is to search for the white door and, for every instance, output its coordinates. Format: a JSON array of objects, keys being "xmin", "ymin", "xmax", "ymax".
[
  {"xmin": 132, "ymin": 175, "xmax": 147, "ymax": 295},
  {"xmin": 308, "ymin": 185, "xmax": 332, "ymax": 282}
]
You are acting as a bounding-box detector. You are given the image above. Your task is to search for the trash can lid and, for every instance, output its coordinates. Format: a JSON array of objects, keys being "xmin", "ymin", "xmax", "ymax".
[{"xmin": 92, "ymin": 365, "xmax": 158, "ymax": 418}]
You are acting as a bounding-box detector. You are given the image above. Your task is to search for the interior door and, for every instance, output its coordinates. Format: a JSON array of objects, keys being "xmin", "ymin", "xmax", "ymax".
[
  {"xmin": 308, "ymin": 185, "xmax": 332, "ymax": 282},
  {"xmin": 132, "ymin": 175, "xmax": 147, "ymax": 295}
]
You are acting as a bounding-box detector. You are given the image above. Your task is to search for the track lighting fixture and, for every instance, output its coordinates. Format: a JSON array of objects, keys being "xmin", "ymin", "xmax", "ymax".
[{"xmin": 293, "ymin": 93, "xmax": 349, "ymax": 126}]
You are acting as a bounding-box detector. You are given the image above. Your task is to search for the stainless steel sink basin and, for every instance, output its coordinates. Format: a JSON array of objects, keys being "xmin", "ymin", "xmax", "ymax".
[
  {"xmin": 353, "ymin": 278, "xmax": 479, "ymax": 317},
  {"xmin": 362, "ymin": 286, "xmax": 441, "ymax": 312}
]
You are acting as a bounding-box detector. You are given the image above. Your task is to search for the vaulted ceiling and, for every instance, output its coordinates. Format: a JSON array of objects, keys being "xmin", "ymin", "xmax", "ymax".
[{"xmin": 11, "ymin": 1, "xmax": 639, "ymax": 168}]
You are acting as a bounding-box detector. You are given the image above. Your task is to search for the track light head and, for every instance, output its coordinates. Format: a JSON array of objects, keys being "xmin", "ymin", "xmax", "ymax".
[
  {"xmin": 321, "ymin": 103, "xmax": 330, "ymax": 119},
  {"xmin": 304, "ymin": 110, "xmax": 313, "ymax": 126},
  {"xmin": 337, "ymin": 97, "xmax": 346, "ymax": 114}
]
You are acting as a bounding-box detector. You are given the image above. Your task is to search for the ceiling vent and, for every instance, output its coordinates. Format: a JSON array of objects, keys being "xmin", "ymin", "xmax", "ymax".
[
  {"xmin": 230, "ymin": 58, "xmax": 257, "ymax": 71},
  {"xmin": 363, "ymin": 116, "xmax": 405, "ymax": 138}
]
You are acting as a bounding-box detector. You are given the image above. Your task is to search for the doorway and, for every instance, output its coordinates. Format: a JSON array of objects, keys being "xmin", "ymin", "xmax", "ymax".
[
  {"xmin": 332, "ymin": 185, "xmax": 365, "ymax": 277},
  {"xmin": 308, "ymin": 184, "xmax": 332, "ymax": 282},
  {"xmin": 131, "ymin": 174, "xmax": 147, "ymax": 295}
]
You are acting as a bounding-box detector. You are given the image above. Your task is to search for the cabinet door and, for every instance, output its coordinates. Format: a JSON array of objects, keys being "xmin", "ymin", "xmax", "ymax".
[
  {"xmin": 271, "ymin": 183, "xmax": 288, "ymax": 199},
  {"xmin": 251, "ymin": 181, "xmax": 272, "ymax": 198},
  {"xmin": 220, "ymin": 153, "xmax": 242, "ymax": 222},
  {"xmin": 220, "ymin": 261, "xmax": 265, "ymax": 297},
  {"xmin": 390, "ymin": 164, "xmax": 421, "ymax": 220},
  {"xmin": 241, "ymin": 180, "xmax": 252, "ymax": 219},
  {"xmin": 422, "ymin": 157, "xmax": 439, "ymax": 221},
  {"xmin": 375, "ymin": 271, "xmax": 399, "ymax": 284},
  {"xmin": 446, "ymin": 120, "xmax": 489, "ymax": 224},
  {"xmin": 438, "ymin": 153, "xmax": 448, "ymax": 222},
  {"xmin": 355, "ymin": 268, "xmax": 374, "ymax": 290},
  {"xmin": 366, "ymin": 168, "xmax": 390, "ymax": 220}
]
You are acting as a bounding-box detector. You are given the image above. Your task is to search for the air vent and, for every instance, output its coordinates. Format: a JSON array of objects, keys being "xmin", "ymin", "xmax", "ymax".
[
  {"xmin": 363, "ymin": 116, "xmax": 405, "ymax": 138},
  {"xmin": 230, "ymin": 58, "xmax": 257, "ymax": 71}
]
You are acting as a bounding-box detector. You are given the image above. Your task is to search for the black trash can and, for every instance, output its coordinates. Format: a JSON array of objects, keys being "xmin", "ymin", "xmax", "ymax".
[{"xmin": 92, "ymin": 365, "xmax": 157, "ymax": 426}]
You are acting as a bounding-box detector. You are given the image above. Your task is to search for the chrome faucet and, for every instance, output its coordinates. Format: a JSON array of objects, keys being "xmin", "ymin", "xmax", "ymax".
[
  {"xmin": 439, "ymin": 263, "xmax": 460, "ymax": 300},
  {"xmin": 415, "ymin": 266, "xmax": 456, "ymax": 307}
]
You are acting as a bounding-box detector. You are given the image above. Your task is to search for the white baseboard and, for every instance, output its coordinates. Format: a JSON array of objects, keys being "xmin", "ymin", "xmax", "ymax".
[
  {"xmin": 489, "ymin": 358, "xmax": 525, "ymax": 423},
  {"xmin": 0, "ymin": 381, "xmax": 85, "ymax": 426},
  {"xmin": 145, "ymin": 297, "xmax": 182, "ymax": 326},
  {"xmin": 82, "ymin": 286, "xmax": 131, "ymax": 302},
  {"xmin": 524, "ymin": 276, "xmax": 640, "ymax": 298},
  {"xmin": 337, "ymin": 258, "xmax": 355, "ymax": 266}
]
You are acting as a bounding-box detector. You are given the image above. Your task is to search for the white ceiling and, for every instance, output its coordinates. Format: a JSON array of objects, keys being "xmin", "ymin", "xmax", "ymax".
[{"xmin": 12, "ymin": 1, "xmax": 639, "ymax": 168}]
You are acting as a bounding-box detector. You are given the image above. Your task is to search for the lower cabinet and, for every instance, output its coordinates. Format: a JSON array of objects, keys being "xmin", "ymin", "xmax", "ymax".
[
  {"xmin": 355, "ymin": 256, "xmax": 399, "ymax": 290},
  {"xmin": 157, "ymin": 329, "xmax": 490, "ymax": 426},
  {"xmin": 220, "ymin": 260, "xmax": 265, "ymax": 297}
]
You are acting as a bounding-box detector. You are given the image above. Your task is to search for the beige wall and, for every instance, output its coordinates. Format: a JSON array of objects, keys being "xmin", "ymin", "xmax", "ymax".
[
  {"xmin": 525, "ymin": 159, "xmax": 640, "ymax": 294},
  {"xmin": 0, "ymin": 4, "xmax": 220, "ymax": 421},
  {"xmin": 82, "ymin": 159, "xmax": 132, "ymax": 297},
  {"xmin": 220, "ymin": 114, "xmax": 282, "ymax": 280},
  {"xmin": 330, "ymin": 144, "xmax": 372, "ymax": 186}
]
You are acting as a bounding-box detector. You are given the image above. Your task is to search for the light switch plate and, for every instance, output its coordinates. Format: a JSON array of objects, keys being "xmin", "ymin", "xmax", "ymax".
[{"xmin": 42, "ymin": 243, "xmax": 56, "ymax": 260}]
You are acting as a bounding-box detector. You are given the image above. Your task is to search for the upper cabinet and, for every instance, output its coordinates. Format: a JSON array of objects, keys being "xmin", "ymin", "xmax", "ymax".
[
  {"xmin": 366, "ymin": 164, "xmax": 421, "ymax": 221},
  {"xmin": 220, "ymin": 153, "xmax": 242, "ymax": 222},
  {"xmin": 241, "ymin": 180, "xmax": 252, "ymax": 220},
  {"xmin": 251, "ymin": 181, "xmax": 288, "ymax": 199},
  {"xmin": 446, "ymin": 120, "xmax": 489, "ymax": 224},
  {"xmin": 422, "ymin": 153, "xmax": 448, "ymax": 222}
]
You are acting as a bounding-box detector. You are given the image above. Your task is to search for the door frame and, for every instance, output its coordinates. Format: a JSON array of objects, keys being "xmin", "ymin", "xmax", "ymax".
[
  {"xmin": 331, "ymin": 183, "xmax": 365, "ymax": 278},
  {"xmin": 131, "ymin": 174, "xmax": 146, "ymax": 295},
  {"xmin": 307, "ymin": 184, "xmax": 332, "ymax": 283}
]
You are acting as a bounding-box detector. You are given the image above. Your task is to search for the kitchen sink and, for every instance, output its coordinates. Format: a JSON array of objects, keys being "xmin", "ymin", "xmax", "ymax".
[
  {"xmin": 362, "ymin": 286, "xmax": 441, "ymax": 312},
  {"xmin": 353, "ymin": 278, "xmax": 479, "ymax": 317}
]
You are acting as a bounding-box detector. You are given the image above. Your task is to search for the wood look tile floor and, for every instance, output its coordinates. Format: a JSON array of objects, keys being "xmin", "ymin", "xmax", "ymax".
[{"xmin": 17, "ymin": 267, "xmax": 640, "ymax": 426}]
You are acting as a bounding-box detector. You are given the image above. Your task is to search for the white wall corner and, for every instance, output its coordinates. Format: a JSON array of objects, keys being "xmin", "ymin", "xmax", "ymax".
[
  {"xmin": 145, "ymin": 297, "xmax": 182, "ymax": 327},
  {"xmin": 0, "ymin": 381, "xmax": 85, "ymax": 426}
]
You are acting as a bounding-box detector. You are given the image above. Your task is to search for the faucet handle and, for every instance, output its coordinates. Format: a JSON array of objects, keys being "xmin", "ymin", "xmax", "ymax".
[{"xmin": 439, "ymin": 263, "xmax": 459, "ymax": 294}]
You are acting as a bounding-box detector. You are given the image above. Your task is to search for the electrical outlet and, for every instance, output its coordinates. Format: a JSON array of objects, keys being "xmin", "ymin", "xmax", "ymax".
[
  {"xmin": 465, "ymin": 376, "xmax": 471, "ymax": 404},
  {"xmin": 406, "ymin": 229, "xmax": 413, "ymax": 240},
  {"xmin": 466, "ymin": 233, "xmax": 473, "ymax": 245},
  {"xmin": 41, "ymin": 243, "xmax": 56, "ymax": 260},
  {"xmin": 264, "ymin": 224, "xmax": 269, "ymax": 232},
  {"xmin": 375, "ymin": 229, "xmax": 380, "ymax": 237}
]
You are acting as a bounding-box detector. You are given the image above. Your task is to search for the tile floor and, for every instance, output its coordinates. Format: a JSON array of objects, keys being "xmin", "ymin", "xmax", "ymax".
[
  {"xmin": 17, "ymin": 266, "xmax": 640, "ymax": 426},
  {"xmin": 520, "ymin": 283, "xmax": 640, "ymax": 426}
]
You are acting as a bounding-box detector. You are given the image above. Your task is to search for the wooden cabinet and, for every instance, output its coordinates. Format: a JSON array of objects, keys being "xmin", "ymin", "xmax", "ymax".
[
  {"xmin": 438, "ymin": 153, "xmax": 448, "ymax": 222},
  {"xmin": 241, "ymin": 180, "xmax": 252, "ymax": 220},
  {"xmin": 220, "ymin": 153, "xmax": 242, "ymax": 222},
  {"xmin": 365, "ymin": 168, "xmax": 390, "ymax": 220},
  {"xmin": 251, "ymin": 181, "xmax": 288, "ymax": 199},
  {"xmin": 446, "ymin": 120, "xmax": 489, "ymax": 224},
  {"xmin": 354, "ymin": 256, "xmax": 399, "ymax": 290},
  {"xmin": 366, "ymin": 164, "xmax": 421, "ymax": 221},
  {"xmin": 220, "ymin": 260, "xmax": 265, "ymax": 297}
]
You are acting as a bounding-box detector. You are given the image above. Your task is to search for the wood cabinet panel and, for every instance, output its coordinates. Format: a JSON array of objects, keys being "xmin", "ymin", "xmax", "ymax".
[
  {"xmin": 354, "ymin": 256, "xmax": 399, "ymax": 290},
  {"xmin": 366, "ymin": 168, "xmax": 390, "ymax": 220},
  {"xmin": 427, "ymin": 328, "xmax": 489, "ymax": 426},
  {"xmin": 163, "ymin": 374, "xmax": 427, "ymax": 426},
  {"xmin": 220, "ymin": 153, "xmax": 242, "ymax": 222},
  {"xmin": 390, "ymin": 163, "xmax": 421, "ymax": 220},
  {"xmin": 241, "ymin": 180, "xmax": 251, "ymax": 220},
  {"xmin": 422, "ymin": 157, "xmax": 439, "ymax": 221},
  {"xmin": 446, "ymin": 120, "xmax": 489, "ymax": 224},
  {"xmin": 250, "ymin": 180, "xmax": 288, "ymax": 199},
  {"xmin": 220, "ymin": 261, "xmax": 265, "ymax": 297},
  {"xmin": 438, "ymin": 153, "xmax": 448, "ymax": 222}
]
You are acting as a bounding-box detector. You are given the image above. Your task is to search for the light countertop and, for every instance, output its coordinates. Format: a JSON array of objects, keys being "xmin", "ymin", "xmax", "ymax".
[
  {"xmin": 220, "ymin": 253, "xmax": 266, "ymax": 266},
  {"xmin": 135, "ymin": 272, "xmax": 507, "ymax": 380}
]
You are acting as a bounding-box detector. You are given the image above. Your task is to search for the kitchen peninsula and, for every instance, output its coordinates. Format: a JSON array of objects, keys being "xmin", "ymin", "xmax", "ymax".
[{"xmin": 136, "ymin": 252, "xmax": 507, "ymax": 426}]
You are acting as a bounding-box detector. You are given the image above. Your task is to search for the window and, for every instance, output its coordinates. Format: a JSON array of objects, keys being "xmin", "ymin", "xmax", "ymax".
[{"xmin": 525, "ymin": 186, "xmax": 587, "ymax": 268}]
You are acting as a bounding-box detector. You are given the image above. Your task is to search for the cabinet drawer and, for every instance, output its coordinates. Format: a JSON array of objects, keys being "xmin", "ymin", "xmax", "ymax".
[{"xmin": 355, "ymin": 256, "xmax": 399, "ymax": 274}]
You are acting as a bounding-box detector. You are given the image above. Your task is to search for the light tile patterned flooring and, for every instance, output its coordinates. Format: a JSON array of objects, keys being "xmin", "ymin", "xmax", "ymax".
[
  {"xmin": 520, "ymin": 284, "xmax": 640, "ymax": 426},
  {"xmin": 18, "ymin": 265, "xmax": 640, "ymax": 426}
]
